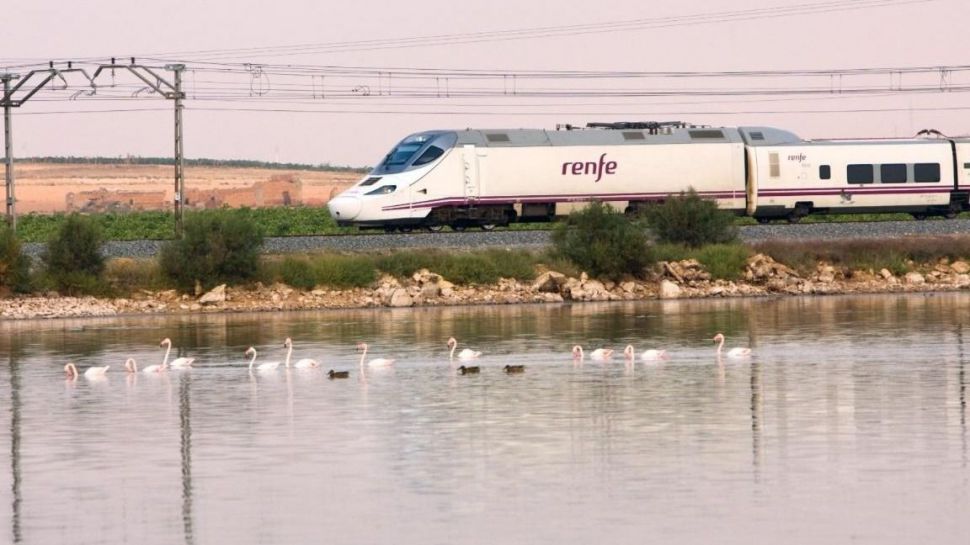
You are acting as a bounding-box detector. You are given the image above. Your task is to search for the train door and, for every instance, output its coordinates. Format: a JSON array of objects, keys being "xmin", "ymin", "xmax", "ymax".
[
  {"xmin": 745, "ymin": 147, "xmax": 759, "ymax": 216},
  {"xmin": 461, "ymin": 144, "xmax": 480, "ymax": 200}
]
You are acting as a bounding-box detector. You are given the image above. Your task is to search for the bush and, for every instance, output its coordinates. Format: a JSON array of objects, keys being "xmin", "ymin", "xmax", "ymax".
[
  {"xmin": 551, "ymin": 202, "xmax": 651, "ymax": 280},
  {"xmin": 104, "ymin": 258, "xmax": 166, "ymax": 293},
  {"xmin": 41, "ymin": 214, "xmax": 106, "ymax": 294},
  {"xmin": 279, "ymin": 257, "xmax": 317, "ymax": 290},
  {"xmin": 159, "ymin": 210, "xmax": 263, "ymax": 291},
  {"xmin": 640, "ymin": 188, "xmax": 738, "ymax": 248},
  {"xmin": 0, "ymin": 223, "xmax": 31, "ymax": 293},
  {"xmin": 312, "ymin": 255, "xmax": 378, "ymax": 288},
  {"xmin": 695, "ymin": 244, "xmax": 750, "ymax": 280}
]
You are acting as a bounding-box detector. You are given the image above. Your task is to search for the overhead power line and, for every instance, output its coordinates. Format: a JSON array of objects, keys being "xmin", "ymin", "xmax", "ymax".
[{"xmin": 131, "ymin": 0, "xmax": 936, "ymax": 62}]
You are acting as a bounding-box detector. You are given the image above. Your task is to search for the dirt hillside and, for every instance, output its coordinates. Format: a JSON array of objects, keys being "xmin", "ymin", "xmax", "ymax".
[{"xmin": 11, "ymin": 163, "xmax": 360, "ymax": 213}]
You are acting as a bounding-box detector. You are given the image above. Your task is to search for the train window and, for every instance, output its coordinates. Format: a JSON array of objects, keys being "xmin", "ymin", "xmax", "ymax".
[
  {"xmin": 749, "ymin": 132, "xmax": 765, "ymax": 141},
  {"xmin": 769, "ymin": 153, "xmax": 780, "ymax": 177},
  {"xmin": 486, "ymin": 133, "xmax": 510, "ymax": 142},
  {"xmin": 847, "ymin": 164, "xmax": 874, "ymax": 184},
  {"xmin": 412, "ymin": 146, "xmax": 444, "ymax": 167},
  {"xmin": 365, "ymin": 185, "xmax": 396, "ymax": 195},
  {"xmin": 384, "ymin": 142, "xmax": 423, "ymax": 167},
  {"xmin": 622, "ymin": 131, "xmax": 645, "ymax": 140},
  {"xmin": 914, "ymin": 163, "xmax": 941, "ymax": 182},
  {"xmin": 360, "ymin": 176, "xmax": 382, "ymax": 186},
  {"xmin": 880, "ymin": 163, "xmax": 907, "ymax": 183},
  {"xmin": 819, "ymin": 165, "xmax": 831, "ymax": 180},
  {"xmin": 688, "ymin": 129, "xmax": 724, "ymax": 139}
]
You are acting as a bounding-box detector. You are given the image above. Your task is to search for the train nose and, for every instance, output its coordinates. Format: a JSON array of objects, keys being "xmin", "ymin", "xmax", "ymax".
[{"xmin": 327, "ymin": 195, "xmax": 362, "ymax": 221}]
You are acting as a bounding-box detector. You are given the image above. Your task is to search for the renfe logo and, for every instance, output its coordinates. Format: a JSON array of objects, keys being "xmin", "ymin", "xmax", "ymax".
[{"xmin": 561, "ymin": 153, "xmax": 618, "ymax": 183}]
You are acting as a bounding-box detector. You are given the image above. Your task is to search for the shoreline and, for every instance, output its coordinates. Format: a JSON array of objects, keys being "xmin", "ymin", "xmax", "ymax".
[{"xmin": 3, "ymin": 254, "xmax": 967, "ymax": 321}]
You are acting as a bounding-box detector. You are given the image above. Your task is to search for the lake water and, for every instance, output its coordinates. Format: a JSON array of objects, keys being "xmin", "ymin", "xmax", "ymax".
[{"xmin": 0, "ymin": 294, "xmax": 968, "ymax": 544}]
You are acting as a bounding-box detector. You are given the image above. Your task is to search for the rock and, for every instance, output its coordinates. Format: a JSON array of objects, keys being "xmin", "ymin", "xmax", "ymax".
[
  {"xmin": 388, "ymin": 288, "xmax": 414, "ymax": 307},
  {"xmin": 904, "ymin": 272, "xmax": 925, "ymax": 285},
  {"xmin": 420, "ymin": 282, "xmax": 440, "ymax": 298},
  {"xmin": 952, "ymin": 261, "xmax": 970, "ymax": 274},
  {"xmin": 190, "ymin": 303, "xmax": 202, "ymax": 311},
  {"xmin": 620, "ymin": 281, "xmax": 636, "ymax": 293},
  {"xmin": 532, "ymin": 271, "xmax": 566, "ymax": 293},
  {"xmin": 658, "ymin": 279, "xmax": 682, "ymax": 299},
  {"xmin": 879, "ymin": 268, "xmax": 894, "ymax": 280},
  {"xmin": 199, "ymin": 284, "xmax": 227, "ymax": 305}
]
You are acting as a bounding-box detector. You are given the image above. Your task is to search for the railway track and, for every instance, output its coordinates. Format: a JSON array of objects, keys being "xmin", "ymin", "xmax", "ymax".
[{"xmin": 20, "ymin": 218, "xmax": 970, "ymax": 259}]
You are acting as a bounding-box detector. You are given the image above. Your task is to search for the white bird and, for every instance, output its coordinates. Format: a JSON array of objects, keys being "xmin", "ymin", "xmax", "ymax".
[
  {"xmin": 713, "ymin": 333, "xmax": 752, "ymax": 358},
  {"xmin": 447, "ymin": 337, "xmax": 481, "ymax": 361},
  {"xmin": 623, "ymin": 345, "xmax": 668, "ymax": 362},
  {"xmin": 246, "ymin": 347, "xmax": 281, "ymax": 372},
  {"xmin": 284, "ymin": 337, "xmax": 320, "ymax": 369},
  {"xmin": 64, "ymin": 362, "xmax": 109, "ymax": 380},
  {"xmin": 357, "ymin": 342, "xmax": 395, "ymax": 368},
  {"xmin": 159, "ymin": 338, "xmax": 194, "ymax": 369},
  {"xmin": 124, "ymin": 357, "xmax": 165, "ymax": 374},
  {"xmin": 572, "ymin": 345, "xmax": 613, "ymax": 361}
]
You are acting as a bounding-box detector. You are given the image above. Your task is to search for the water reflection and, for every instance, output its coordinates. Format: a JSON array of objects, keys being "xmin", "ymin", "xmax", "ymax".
[{"xmin": 1, "ymin": 294, "xmax": 970, "ymax": 543}]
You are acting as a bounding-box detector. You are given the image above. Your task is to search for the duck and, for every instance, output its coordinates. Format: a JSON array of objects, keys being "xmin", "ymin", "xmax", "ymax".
[
  {"xmin": 503, "ymin": 364, "xmax": 525, "ymax": 374},
  {"xmin": 457, "ymin": 365, "xmax": 480, "ymax": 375},
  {"xmin": 64, "ymin": 362, "xmax": 109, "ymax": 379},
  {"xmin": 447, "ymin": 337, "xmax": 482, "ymax": 361},
  {"xmin": 327, "ymin": 369, "xmax": 350, "ymax": 379}
]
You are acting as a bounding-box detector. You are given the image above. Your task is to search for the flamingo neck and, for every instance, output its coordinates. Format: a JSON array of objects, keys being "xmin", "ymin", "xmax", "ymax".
[
  {"xmin": 716, "ymin": 336, "xmax": 724, "ymax": 353},
  {"xmin": 65, "ymin": 363, "xmax": 78, "ymax": 379},
  {"xmin": 359, "ymin": 345, "xmax": 368, "ymax": 366},
  {"xmin": 624, "ymin": 345, "xmax": 634, "ymax": 359},
  {"xmin": 285, "ymin": 344, "xmax": 292, "ymax": 368},
  {"xmin": 126, "ymin": 359, "xmax": 137, "ymax": 373},
  {"xmin": 248, "ymin": 350, "xmax": 257, "ymax": 371},
  {"xmin": 449, "ymin": 342, "xmax": 456, "ymax": 359},
  {"xmin": 162, "ymin": 342, "xmax": 171, "ymax": 367},
  {"xmin": 573, "ymin": 345, "xmax": 584, "ymax": 359}
]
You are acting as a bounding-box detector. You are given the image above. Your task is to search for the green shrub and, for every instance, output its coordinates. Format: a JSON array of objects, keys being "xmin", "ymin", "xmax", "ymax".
[
  {"xmin": 280, "ymin": 257, "xmax": 317, "ymax": 290},
  {"xmin": 695, "ymin": 244, "xmax": 750, "ymax": 280},
  {"xmin": 104, "ymin": 258, "xmax": 167, "ymax": 293},
  {"xmin": 0, "ymin": 223, "xmax": 31, "ymax": 293},
  {"xmin": 374, "ymin": 251, "xmax": 432, "ymax": 279},
  {"xmin": 158, "ymin": 210, "xmax": 263, "ymax": 291},
  {"xmin": 312, "ymin": 254, "xmax": 378, "ymax": 288},
  {"xmin": 551, "ymin": 202, "xmax": 651, "ymax": 280},
  {"xmin": 640, "ymin": 188, "xmax": 738, "ymax": 248},
  {"xmin": 41, "ymin": 214, "xmax": 106, "ymax": 295}
]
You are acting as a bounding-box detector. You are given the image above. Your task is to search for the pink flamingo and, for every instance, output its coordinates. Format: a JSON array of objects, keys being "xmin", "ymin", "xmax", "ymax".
[
  {"xmin": 622, "ymin": 345, "xmax": 668, "ymax": 362},
  {"xmin": 159, "ymin": 338, "xmax": 194, "ymax": 369},
  {"xmin": 357, "ymin": 343, "xmax": 395, "ymax": 368},
  {"xmin": 245, "ymin": 347, "xmax": 281, "ymax": 372},
  {"xmin": 64, "ymin": 362, "xmax": 109, "ymax": 380},
  {"xmin": 572, "ymin": 345, "xmax": 613, "ymax": 361},
  {"xmin": 713, "ymin": 333, "xmax": 752, "ymax": 358},
  {"xmin": 284, "ymin": 338, "xmax": 320, "ymax": 369},
  {"xmin": 124, "ymin": 358, "xmax": 166, "ymax": 374},
  {"xmin": 447, "ymin": 337, "xmax": 481, "ymax": 361}
]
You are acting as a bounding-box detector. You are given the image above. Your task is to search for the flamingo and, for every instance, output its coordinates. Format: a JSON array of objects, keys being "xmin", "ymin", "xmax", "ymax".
[
  {"xmin": 572, "ymin": 345, "xmax": 613, "ymax": 361},
  {"xmin": 713, "ymin": 333, "xmax": 752, "ymax": 358},
  {"xmin": 447, "ymin": 337, "xmax": 481, "ymax": 361},
  {"xmin": 357, "ymin": 342, "xmax": 395, "ymax": 368},
  {"xmin": 64, "ymin": 362, "xmax": 109, "ymax": 379},
  {"xmin": 623, "ymin": 345, "xmax": 669, "ymax": 362},
  {"xmin": 283, "ymin": 338, "xmax": 320, "ymax": 369},
  {"xmin": 245, "ymin": 347, "xmax": 281, "ymax": 372},
  {"xmin": 124, "ymin": 358, "xmax": 166, "ymax": 374},
  {"xmin": 159, "ymin": 338, "xmax": 194, "ymax": 369}
]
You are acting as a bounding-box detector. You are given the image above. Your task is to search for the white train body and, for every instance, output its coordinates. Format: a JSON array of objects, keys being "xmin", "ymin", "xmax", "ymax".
[{"xmin": 328, "ymin": 124, "xmax": 970, "ymax": 230}]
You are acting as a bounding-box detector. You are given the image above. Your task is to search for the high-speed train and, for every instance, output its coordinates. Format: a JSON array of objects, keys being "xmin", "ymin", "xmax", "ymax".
[{"xmin": 327, "ymin": 122, "xmax": 970, "ymax": 231}]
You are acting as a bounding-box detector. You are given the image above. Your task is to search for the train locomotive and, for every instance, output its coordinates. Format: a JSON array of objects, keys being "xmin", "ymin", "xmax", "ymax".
[{"xmin": 327, "ymin": 122, "xmax": 970, "ymax": 231}]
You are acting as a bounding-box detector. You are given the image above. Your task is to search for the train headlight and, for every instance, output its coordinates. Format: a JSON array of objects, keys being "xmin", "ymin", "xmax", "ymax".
[
  {"xmin": 327, "ymin": 195, "xmax": 362, "ymax": 220},
  {"xmin": 365, "ymin": 185, "xmax": 397, "ymax": 195}
]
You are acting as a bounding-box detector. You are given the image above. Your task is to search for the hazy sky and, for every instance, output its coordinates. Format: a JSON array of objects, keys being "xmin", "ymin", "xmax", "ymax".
[{"xmin": 2, "ymin": 0, "xmax": 967, "ymax": 167}]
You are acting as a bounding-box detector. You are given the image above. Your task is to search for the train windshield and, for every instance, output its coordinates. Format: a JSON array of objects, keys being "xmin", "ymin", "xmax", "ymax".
[{"xmin": 374, "ymin": 131, "xmax": 457, "ymax": 174}]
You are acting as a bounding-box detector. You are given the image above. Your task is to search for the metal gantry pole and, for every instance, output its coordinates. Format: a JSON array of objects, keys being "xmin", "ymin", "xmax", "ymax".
[
  {"xmin": 2, "ymin": 75, "xmax": 15, "ymax": 230},
  {"xmin": 171, "ymin": 64, "xmax": 186, "ymax": 236}
]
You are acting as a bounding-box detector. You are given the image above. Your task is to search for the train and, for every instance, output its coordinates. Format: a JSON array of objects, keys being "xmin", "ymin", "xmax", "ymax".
[{"xmin": 326, "ymin": 121, "xmax": 970, "ymax": 231}]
